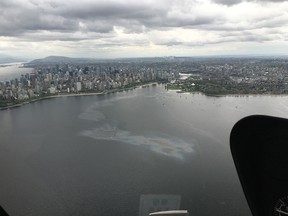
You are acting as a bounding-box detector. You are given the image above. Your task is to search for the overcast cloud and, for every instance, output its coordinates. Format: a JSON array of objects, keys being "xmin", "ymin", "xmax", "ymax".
[{"xmin": 0, "ymin": 0, "xmax": 288, "ymax": 58}]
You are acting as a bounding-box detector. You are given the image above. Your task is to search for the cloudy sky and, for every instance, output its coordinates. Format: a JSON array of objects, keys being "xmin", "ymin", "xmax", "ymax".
[{"xmin": 1, "ymin": 0, "xmax": 288, "ymax": 59}]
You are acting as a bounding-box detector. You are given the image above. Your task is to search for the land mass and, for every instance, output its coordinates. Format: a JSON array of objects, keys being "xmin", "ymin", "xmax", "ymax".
[
  {"xmin": 167, "ymin": 57, "xmax": 288, "ymax": 96},
  {"xmin": 0, "ymin": 56, "xmax": 27, "ymax": 64},
  {"xmin": 2, "ymin": 56, "xmax": 288, "ymax": 109},
  {"xmin": 28, "ymin": 56, "xmax": 104, "ymax": 65}
]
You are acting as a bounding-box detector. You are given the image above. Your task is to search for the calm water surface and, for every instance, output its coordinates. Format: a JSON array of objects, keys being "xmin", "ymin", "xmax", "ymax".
[
  {"xmin": 0, "ymin": 63, "xmax": 33, "ymax": 81},
  {"xmin": 1, "ymin": 85, "xmax": 288, "ymax": 216}
]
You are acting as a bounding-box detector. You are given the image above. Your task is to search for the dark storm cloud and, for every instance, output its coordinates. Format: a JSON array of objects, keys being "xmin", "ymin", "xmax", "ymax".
[
  {"xmin": 0, "ymin": 1, "xmax": 145, "ymax": 37},
  {"xmin": 213, "ymin": 0, "xmax": 287, "ymax": 6},
  {"xmin": 0, "ymin": 0, "xmax": 217, "ymax": 38},
  {"xmin": 213, "ymin": 0, "xmax": 243, "ymax": 6},
  {"xmin": 0, "ymin": 0, "xmax": 286, "ymax": 49},
  {"xmin": 55, "ymin": 1, "xmax": 175, "ymax": 32},
  {"xmin": 0, "ymin": 1, "xmax": 79, "ymax": 36},
  {"xmin": 59, "ymin": 2, "xmax": 165, "ymax": 20}
]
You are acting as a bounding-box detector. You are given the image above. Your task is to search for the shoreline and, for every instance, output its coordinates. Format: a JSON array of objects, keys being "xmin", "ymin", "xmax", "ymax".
[
  {"xmin": 0, "ymin": 92, "xmax": 105, "ymax": 110},
  {"xmin": 167, "ymin": 89, "xmax": 288, "ymax": 98},
  {"xmin": 44, "ymin": 92, "xmax": 104, "ymax": 98},
  {"xmin": 2, "ymin": 83, "xmax": 288, "ymax": 110},
  {"xmin": 0, "ymin": 82, "xmax": 159, "ymax": 110}
]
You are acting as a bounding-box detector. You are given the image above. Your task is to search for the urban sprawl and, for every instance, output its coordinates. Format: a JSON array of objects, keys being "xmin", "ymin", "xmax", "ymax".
[{"xmin": 1, "ymin": 57, "xmax": 288, "ymax": 108}]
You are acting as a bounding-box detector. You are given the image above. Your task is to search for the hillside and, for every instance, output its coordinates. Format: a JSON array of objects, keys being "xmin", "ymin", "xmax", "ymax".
[{"xmin": 27, "ymin": 56, "xmax": 102, "ymax": 65}]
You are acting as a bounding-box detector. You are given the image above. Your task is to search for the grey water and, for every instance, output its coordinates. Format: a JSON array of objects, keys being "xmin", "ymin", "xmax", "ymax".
[
  {"xmin": 1, "ymin": 85, "xmax": 288, "ymax": 216},
  {"xmin": 0, "ymin": 63, "xmax": 33, "ymax": 81}
]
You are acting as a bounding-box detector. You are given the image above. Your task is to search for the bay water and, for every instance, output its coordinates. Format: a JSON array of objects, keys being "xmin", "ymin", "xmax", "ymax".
[{"xmin": 1, "ymin": 85, "xmax": 288, "ymax": 216}]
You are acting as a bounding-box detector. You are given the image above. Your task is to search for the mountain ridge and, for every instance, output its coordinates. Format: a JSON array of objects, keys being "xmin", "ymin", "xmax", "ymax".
[
  {"xmin": 0, "ymin": 56, "xmax": 28, "ymax": 64},
  {"xmin": 28, "ymin": 56, "xmax": 101, "ymax": 64}
]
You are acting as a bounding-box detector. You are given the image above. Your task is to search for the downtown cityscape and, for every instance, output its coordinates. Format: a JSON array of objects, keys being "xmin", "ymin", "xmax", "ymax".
[{"xmin": 1, "ymin": 56, "xmax": 288, "ymax": 109}]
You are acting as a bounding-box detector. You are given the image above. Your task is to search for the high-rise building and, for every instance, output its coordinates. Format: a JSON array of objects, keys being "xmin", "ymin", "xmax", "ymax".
[
  {"xmin": 76, "ymin": 82, "xmax": 82, "ymax": 92},
  {"xmin": 48, "ymin": 87, "xmax": 56, "ymax": 94}
]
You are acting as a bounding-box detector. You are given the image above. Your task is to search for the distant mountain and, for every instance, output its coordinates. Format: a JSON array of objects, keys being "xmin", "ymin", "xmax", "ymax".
[
  {"xmin": 27, "ymin": 56, "xmax": 103, "ymax": 65},
  {"xmin": 0, "ymin": 56, "xmax": 28, "ymax": 64}
]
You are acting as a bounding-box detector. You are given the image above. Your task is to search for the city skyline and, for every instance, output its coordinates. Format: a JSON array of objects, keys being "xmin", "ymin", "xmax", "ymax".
[{"xmin": 1, "ymin": 0, "xmax": 288, "ymax": 59}]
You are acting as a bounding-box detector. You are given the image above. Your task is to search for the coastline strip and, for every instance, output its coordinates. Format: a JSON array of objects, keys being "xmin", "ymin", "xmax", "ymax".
[{"xmin": 0, "ymin": 82, "xmax": 159, "ymax": 110}]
